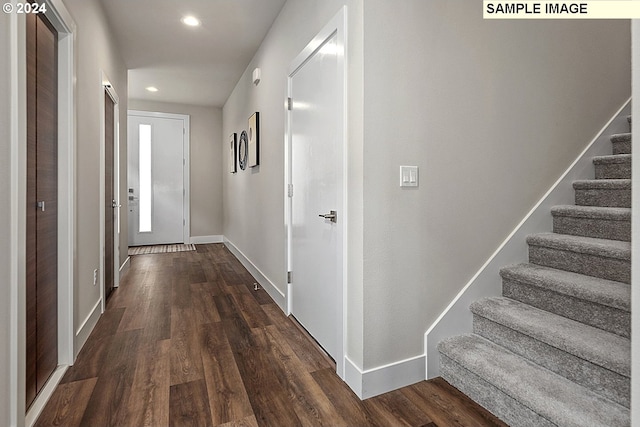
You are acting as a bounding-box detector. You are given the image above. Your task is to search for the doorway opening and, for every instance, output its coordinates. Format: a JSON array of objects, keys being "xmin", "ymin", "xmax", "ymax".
[
  {"xmin": 102, "ymin": 77, "xmax": 120, "ymax": 308},
  {"xmin": 127, "ymin": 111, "xmax": 190, "ymax": 247}
]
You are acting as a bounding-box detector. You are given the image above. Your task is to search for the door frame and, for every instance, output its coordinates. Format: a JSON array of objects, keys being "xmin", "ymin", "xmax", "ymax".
[
  {"xmin": 127, "ymin": 110, "xmax": 191, "ymax": 245},
  {"xmin": 284, "ymin": 7, "xmax": 347, "ymax": 378},
  {"xmin": 10, "ymin": 0, "xmax": 77, "ymax": 425},
  {"xmin": 100, "ymin": 73, "xmax": 120, "ymax": 313}
]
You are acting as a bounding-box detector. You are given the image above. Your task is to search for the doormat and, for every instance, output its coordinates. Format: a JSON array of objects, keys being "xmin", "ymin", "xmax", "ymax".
[{"xmin": 128, "ymin": 244, "xmax": 196, "ymax": 256}]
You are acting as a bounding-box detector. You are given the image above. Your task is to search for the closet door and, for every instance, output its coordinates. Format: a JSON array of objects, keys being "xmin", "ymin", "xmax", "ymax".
[
  {"xmin": 26, "ymin": 11, "xmax": 58, "ymax": 409},
  {"xmin": 105, "ymin": 93, "xmax": 115, "ymax": 300}
]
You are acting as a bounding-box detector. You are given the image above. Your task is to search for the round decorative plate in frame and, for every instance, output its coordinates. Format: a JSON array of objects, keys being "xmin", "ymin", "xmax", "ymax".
[{"xmin": 238, "ymin": 130, "xmax": 248, "ymax": 170}]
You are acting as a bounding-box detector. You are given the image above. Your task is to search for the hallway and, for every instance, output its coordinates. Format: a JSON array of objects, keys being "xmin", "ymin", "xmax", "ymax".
[{"xmin": 33, "ymin": 244, "xmax": 505, "ymax": 427}]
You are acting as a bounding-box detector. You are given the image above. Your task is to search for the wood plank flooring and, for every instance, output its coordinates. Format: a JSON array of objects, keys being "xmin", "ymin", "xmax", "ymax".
[{"xmin": 34, "ymin": 244, "xmax": 508, "ymax": 427}]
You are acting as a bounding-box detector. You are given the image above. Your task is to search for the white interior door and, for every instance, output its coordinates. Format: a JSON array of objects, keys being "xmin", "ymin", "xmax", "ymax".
[
  {"xmin": 128, "ymin": 112, "xmax": 186, "ymax": 246},
  {"xmin": 289, "ymin": 30, "xmax": 343, "ymax": 361}
]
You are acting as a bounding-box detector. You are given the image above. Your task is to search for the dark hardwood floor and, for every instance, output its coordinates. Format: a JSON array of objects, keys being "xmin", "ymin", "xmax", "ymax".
[{"xmin": 35, "ymin": 244, "xmax": 508, "ymax": 427}]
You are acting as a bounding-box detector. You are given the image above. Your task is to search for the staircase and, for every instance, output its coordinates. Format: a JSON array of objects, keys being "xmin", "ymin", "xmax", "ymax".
[{"xmin": 438, "ymin": 119, "xmax": 632, "ymax": 427}]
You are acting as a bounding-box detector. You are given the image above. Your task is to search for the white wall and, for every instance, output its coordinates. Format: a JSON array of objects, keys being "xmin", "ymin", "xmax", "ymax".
[
  {"xmin": 222, "ymin": 0, "xmax": 365, "ymax": 365},
  {"xmin": 361, "ymin": 1, "xmax": 631, "ymax": 369},
  {"xmin": 61, "ymin": 0, "xmax": 128, "ymax": 351},
  {"xmin": 128, "ymin": 100, "xmax": 223, "ymax": 239}
]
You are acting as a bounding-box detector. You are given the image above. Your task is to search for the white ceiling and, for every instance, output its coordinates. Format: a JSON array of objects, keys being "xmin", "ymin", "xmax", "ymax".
[{"xmin": 99, "ymin": 0, "xmax": 287, "ymax": 107}]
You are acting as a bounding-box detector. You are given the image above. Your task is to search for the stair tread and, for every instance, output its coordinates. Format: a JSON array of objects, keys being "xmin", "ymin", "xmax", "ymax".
[
  {"xmin": 573, "ymin": 178, "xmax": 631, "ymax": 189},
  {"xmin": 610, "ymin": 133, "xmax": 631, "ymax": 142},
  {"xmin": 527, "ymin": 232, "xmax": 631, "ymax": 260},
  {"xmin": 470, "ymin": 297, "xmax": 630, "ymax": 376},
  {"xmin": 592, "ymin": 154, "xmax": 631, "ymax": 164},
  {"xmin": 500, "ymin": 263, "xmax": 630, "ymax": 311},
  {"xmin": 550, "ymin": 205, "xmax": 630, "ymax": 220},
  {"xmin": 439, "ymin": 334, "xmax": 629, "ymax": 427}
]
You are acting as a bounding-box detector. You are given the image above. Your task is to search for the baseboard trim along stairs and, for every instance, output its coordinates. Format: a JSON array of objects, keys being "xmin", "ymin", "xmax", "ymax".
[{"xmin": 438, "ymin": 115, "xmax": 631, "ymax": 426}]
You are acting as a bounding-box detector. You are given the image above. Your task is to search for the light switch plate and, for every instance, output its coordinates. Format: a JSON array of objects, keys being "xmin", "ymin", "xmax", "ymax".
[{"xmin": 400, "ymin": 166, "xmax": 418, "ymax": 187}]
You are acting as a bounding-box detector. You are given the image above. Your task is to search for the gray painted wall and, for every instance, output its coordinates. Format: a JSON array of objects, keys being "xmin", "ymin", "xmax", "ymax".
[
  {"xmin": 361, "ymin": 2, "xmax": 631, "ymax": 369},
  {"xmin": 128, "ymin": 100, "xmax": 224, "ymax": 239}
]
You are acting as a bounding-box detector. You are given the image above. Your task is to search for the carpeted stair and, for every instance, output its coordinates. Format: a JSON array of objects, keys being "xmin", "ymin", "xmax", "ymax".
[{"xmin": 438, "ymin": 118, "xmax": 632, "ymax": 426}]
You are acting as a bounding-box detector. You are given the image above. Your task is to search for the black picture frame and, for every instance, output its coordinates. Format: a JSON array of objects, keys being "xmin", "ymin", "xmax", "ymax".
[
  {"xmin": 248, "ymin": 112, "xmax": 260, "ymax": 167},
  {"xmin": 228, "ymin": 132, "xmax": 237, "ymax": 173}
]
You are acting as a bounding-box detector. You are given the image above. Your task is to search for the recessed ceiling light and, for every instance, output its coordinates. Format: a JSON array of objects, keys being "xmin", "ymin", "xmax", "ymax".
[
  {"xmin": 181, "ymin": 15, "xmax": 200, "ymax": 27},
  {"xmin": 145, "ymin": 86, "xmax": 159, "ymax": 92}
]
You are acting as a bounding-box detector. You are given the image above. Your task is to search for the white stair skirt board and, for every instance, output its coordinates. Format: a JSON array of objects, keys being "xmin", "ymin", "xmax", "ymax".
[
  {"xmin": 424, "ymin": 99, "xmax": 631, "ymax": 378},
  {"xmin": 344, "ymin": 354, "xmax": 426, "ymax": 400},
  {"xmin": 223, "ymin": 238, "xmax": 286, "ymax": 311},
  {"xmin": 128, "ymin": 244, "xmax": 196, "ymax": 256}
]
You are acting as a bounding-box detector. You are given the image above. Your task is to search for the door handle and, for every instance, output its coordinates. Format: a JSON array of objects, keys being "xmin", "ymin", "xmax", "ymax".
[
  {"xmin": 36, "ymin": 201, "xmax": 45, "ymax": 212},
  {"xmin": 319, "ymin": 210, "xmax": 337, "ymax": 223},
  {"xmin": 112, "ymin": 200, "xmax": 121, "ymax": 208}
]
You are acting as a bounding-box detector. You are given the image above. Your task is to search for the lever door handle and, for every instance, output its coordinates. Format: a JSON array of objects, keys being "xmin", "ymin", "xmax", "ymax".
[
  {"xmin": 319, "ymin": 210, "xmax": 337, "ymax": 223},
  {"xmin": 36, "ymin": 201, "xmax": 45, "ymax": 212}
]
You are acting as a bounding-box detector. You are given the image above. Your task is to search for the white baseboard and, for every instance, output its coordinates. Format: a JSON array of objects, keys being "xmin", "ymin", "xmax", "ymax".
[
  {"xmin": 223, "ymin": 237, "xmax": 286, "ymax": 311},
  {"xmin": 424, "ymin": 99, "xmax": 632, "ymax": 379},
  {"xmin": 344, "ymin": 354, "xmax": 426, "ymax": 399},
  {"xmin": 25, "ymin": 364, "xmax": 69, "ymax": 427},
  {"xmin": 119, "ymin": 256, "xmax": 130, "ymax": 280},
  {"xmin": 74, "ymin": 299, "xmax": 101, "ymax": 359},
  {"xmin": 190, "ymin": 235, "xmax": 224, "ymax": 244}
]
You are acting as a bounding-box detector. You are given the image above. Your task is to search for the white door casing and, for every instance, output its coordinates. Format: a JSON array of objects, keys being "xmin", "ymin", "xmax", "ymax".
[
  {"xmin": 127, "ymin": 111, "xmax": 190, "ymax": 246},
  {"xmin": 286, "ymin": 7, "xmax": 347, "ymax": 377}
]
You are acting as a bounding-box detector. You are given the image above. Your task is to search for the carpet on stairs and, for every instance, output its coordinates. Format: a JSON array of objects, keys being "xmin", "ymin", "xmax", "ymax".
[{"xmin": 438, "ymin": 116, "xmax": 631, "ymax": 426}]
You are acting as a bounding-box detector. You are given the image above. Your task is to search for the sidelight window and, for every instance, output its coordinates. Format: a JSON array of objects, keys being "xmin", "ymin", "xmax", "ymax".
[{"xmin": 139, "ymin": 124, "xmax": 152, "ymax": 232}]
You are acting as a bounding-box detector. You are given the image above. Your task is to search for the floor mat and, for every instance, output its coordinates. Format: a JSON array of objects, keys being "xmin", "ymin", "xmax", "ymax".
[{"xmin": 128, "ymin": 244, "xmax": 196, "ymax": 256}]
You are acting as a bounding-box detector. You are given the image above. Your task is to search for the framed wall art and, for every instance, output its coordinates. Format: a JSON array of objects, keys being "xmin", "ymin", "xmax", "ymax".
[
  {"xmin": 228, "ymin": 132, "xmax": 237, "ymax": 173},
  {"xmin": 238, "ymin": 130, "xmax": 248, "ymax": 170},
  {"xmin": 248, "ymin": 112, "xmax": 260, "ymax": 167}
]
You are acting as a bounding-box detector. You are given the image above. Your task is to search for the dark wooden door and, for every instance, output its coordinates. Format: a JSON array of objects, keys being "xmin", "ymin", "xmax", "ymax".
[
  {"xmin": 105, "ymin": 93, "xmax": 115, "ymax": 300},
  {"xmin": 26, "ymin": 12, "xmax": 58, "ymax": 409}
]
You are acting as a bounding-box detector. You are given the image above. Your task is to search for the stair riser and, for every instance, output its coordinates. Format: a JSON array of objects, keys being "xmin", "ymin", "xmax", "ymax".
[
  {"xmin": 552, "ymin": 216, "xmax": 630, "ymax": 241},
  {"xmin": 473, "ymin": 316, "xmax": 630, "ymax": 408},
  {"xmin": 612, "ymin": 141, "xmax": 630, "ymax": 155},
  {"xmin": 440, "ymin": 355, "xmax": 554, "ymax": 427},
  {"xmin": 594, "ymin": 161, "xmax": 631, "ymax": 179},
  {"xmin": 528, "ymin": 245, "xmax": 630, "ymax": 284},
  {"xmin": 575, "ymin": 188, "xmax": 630, "ymax": 208},
  {"xmin": 502, "ymin": 280, "xmax": 630, "ymax": 338}
]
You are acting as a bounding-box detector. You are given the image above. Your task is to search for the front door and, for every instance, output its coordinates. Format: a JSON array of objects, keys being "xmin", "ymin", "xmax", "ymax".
[
  {"xmin": 289, "ymin": 27, "xmax": 343, "ymax": 361},
  {"xmin": 127, "ymin": 112, "xmax": 186, "ymax": 246}
]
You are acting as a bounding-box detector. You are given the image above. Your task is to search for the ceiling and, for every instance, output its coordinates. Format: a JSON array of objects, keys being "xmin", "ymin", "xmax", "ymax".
[{"xmin": 99, "ymin": 0, "xmax": 287, "ymax": 107}]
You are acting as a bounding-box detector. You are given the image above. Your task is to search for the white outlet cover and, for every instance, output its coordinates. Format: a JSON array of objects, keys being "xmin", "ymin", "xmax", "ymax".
[{"xmin": 400, "ymin": 166, "xmax": 418, "ymax": 187}]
